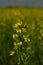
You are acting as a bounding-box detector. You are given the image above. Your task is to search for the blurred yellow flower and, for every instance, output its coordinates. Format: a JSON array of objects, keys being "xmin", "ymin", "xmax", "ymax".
[
  {"xmin": 23, "ymin": 35, "xmax": 27, "ymax": 38},
  {"xmin": 13, "ymin": 42, "xmax": 17, "ymax": 46},
  {"xmin": 13, "ymin": 34, "xmax": 15, "ymax": 39},
  {"xmin": 17, "ymin": 42, "xmax": 22, "ymax": 46},
  {"xmin": 22, "ymin": 28, "xmax": 26, "ymax": 32},
  {"xmin": 24, "ymin": 38, "xmax": 27, "ymax": 42},
  {"xmin": 27, "ymin": 38, "xmax": 30, "ymax": 42},
  {"xmin": 40, "ymin": 29, "xmax": 43, "ymax": 37},
  {"xmin": 9, "ymin": 51, "xmax": 15, "ymax": 56},
  {"xmin": 16, "ymin": 29, "xmax": 21, "ymax": 33},
  {"xmin": 16, "ymin": 34, "xmax": 18, "ymax": 37},
  {"xmin": 23, "ymin": 35, "xmax": 28, "ymax": 42},
  {"xmin": 17, "ymin": 21, "xmax": 22, "ymax": 26},
  {"xmin": 13, "ymin": 34, "xmax": 18, "ymax": 39},
  {"xmin": 14, "ymin": 24, "xmax": 18, "ymax": 28}
]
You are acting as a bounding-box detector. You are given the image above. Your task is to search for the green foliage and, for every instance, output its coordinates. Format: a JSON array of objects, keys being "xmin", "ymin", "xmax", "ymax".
[{"xmin": 0, "ymin": 8, "xmax": 43, "ymax": 65}]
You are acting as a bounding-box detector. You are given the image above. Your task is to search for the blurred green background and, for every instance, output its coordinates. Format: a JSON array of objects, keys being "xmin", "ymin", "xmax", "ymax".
[{"xmin": 0, "ymin": 8, "xmax": 43, "ymax": 65}]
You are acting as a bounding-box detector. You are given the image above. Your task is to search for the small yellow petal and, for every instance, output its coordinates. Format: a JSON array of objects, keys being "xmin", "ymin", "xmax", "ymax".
[
  {"xmin": 17, "ymin": 42, "xmax": 22, "ymax": 46},
  {"xmin": 9, "ymin": 51, "xmax": 15, "ymax": 56},
  {"xmin": 13, "ymin": 42, "xmax": 17, "ymax": 46},
  {"xmin": 28, "ymin": 38, "xmax": 30, "ymax": 42}
]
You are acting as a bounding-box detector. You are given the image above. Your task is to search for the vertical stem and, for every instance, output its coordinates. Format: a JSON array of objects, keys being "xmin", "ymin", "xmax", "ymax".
[{"xmin": 18, "ymin": 47, "xmax": 21, "ymax": 65}]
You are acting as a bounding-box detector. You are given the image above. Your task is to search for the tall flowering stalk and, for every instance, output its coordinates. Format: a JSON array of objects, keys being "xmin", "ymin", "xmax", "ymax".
[{"xmin": 9, "ymin": 21, "xmax": 31, "ymax": 65}]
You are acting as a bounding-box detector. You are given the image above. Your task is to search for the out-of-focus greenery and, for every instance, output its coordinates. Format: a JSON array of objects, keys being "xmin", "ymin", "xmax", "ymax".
[{"xmin": 0, "ymin": 8, "xmax": 43, "ymax": 65}]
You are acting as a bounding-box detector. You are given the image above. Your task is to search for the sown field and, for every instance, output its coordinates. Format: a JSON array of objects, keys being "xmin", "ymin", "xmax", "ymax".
[{"xmin": 0, "ymin": 8, "xmax": 43, "ymax": 65}]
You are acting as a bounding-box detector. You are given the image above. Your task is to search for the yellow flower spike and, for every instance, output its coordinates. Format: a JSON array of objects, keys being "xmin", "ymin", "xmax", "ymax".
[{"xmin": 9, "ymin": 51, "xmax": 15, "ymax": 56}]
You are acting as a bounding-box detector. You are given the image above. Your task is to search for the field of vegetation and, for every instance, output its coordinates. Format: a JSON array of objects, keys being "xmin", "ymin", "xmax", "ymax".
[{"xmin": 0, "ymin": 8, "xmax": 43, "ymax": 65}]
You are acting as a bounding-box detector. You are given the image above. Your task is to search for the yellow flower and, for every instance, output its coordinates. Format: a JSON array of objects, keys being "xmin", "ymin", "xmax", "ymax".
[
  {"xmin": 9, "ymin": 51, "xmax": 15, "ymax": 56},
  {"xmin": 24, "ymin": 38, "xmax": 27, "ymax": 42},
  {"xmin": 13, "ymin": 34, "xmax": 15, "ymax": 38},
  {"xmin": 27, "ymin": 38, "xmax": 30, "ymax": 42},
  {"xmin": 17, "ymin": 21, "xmax": 22, "ymax": 26},
  {"xmin": 23, "ymin": 35, "xmax": 27, "ymax": 42},
  {"xmin": 16, "ymin": 29, "xmax": 21, "ymax": 33},
  {"xmin": 23, "ymin": 35, "xmax": 30, "ymax": 42},
  {"xmin": 41, "ymin": 33, "xmax": 43, "ymax": 37},
  {"xmin": 40, "ymin": 29, "xmax": 43, "ymax": 37},
  {"xmin": 13, "ymin": 34, "xmax": 18, "ymax": 39},
  {"xmin": 17, "ymin": 42, "xmax": 22, "ymax": 46},
  {"xmin": 23, "ymin": 35, "xmax": 27, "ymax": 38},
  {"xmin": 13, "ymin": 45, "xmax": 18, "ymax": 50},
  {"xmin": 13, "ymin": 42, "xmax": 17, "ymax": 46},
  {"xmin": 13, "ymin": 23, "xmax": 18, "ymax": 28},
  {"xmin": 16, "ymin": 34, "xmax": 18, "ymax": 37},
  {"xmin": 22, "ymin": 28, "xmax": 26, "ymax": 32}
]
